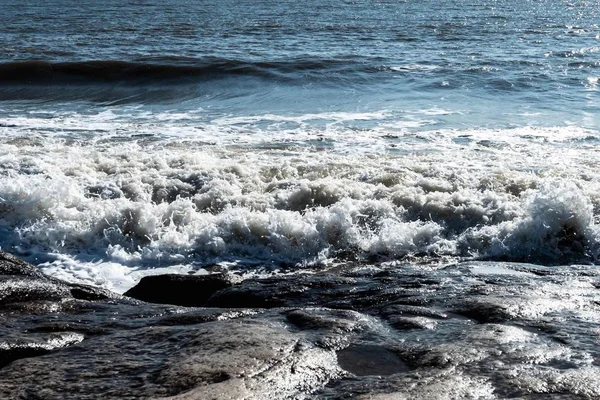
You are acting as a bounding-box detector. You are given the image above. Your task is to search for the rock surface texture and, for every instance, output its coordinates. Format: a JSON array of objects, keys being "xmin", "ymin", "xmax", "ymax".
[{"xmin": 1, "ymin": 252, "xmax": 600, "ymax": 399}]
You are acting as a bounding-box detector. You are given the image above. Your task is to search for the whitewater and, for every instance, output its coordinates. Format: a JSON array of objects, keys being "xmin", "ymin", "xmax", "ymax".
[{"xmin": 1, "ymin": 108, "xmax": 599, "ymax": 293}]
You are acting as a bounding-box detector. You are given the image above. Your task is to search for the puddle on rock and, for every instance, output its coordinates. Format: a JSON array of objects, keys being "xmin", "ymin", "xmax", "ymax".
[{"xmin": 336, "ymin": 344, "xmax": 411, "ymax": 376}]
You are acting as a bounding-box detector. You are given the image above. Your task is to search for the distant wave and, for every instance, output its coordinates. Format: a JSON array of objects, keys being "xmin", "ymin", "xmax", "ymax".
[
  {"xmin": 0, "ymin": 57, "xmax": 589, "ymax": 104},
  {"xmin": 0, "ymin": 58, "xmax": 394, "ymax": 103},
  {"xmin": 0, "ymin": 58, "xmax": 384, "ymax": 85}
]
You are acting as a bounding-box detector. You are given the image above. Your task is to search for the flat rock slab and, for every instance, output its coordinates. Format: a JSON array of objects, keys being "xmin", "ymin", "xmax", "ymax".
[
  {"xmin": 1, "ymin": 252, "xmax": 600, "ymax": 399},
  {"xmin": 124, "ymin": 273, "xmax": 243, "ymax": 307}
]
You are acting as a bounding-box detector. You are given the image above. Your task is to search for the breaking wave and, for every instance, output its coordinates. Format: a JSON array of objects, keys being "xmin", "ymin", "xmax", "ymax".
[{"xmin": 1, "ymin": 116, "xmax": 600, "ymax": 294}]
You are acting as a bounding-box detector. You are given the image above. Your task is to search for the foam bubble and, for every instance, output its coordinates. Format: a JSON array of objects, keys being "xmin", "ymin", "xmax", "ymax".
[{"xmin": 459, "ymin": 182, "xmax": 599, "ymax": 263}]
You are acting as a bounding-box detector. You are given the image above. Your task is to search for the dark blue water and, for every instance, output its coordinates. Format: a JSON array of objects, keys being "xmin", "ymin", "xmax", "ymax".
[
  {"xmin": 1, "ymin": 0, "xmax": 600, "ymax": 292},
  {"xmin": 1, "ymin": 0, "xmax": 599, "ymax": 128}
]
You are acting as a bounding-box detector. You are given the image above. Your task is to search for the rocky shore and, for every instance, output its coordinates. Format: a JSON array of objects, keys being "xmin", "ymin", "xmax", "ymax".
[{"xmin": 2, "ymin": 250, "xmax": 600, "ymax": 399}]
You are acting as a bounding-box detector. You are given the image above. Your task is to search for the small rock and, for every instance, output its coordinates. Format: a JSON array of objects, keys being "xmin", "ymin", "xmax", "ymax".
[{"xmin": 124, "ymin": 273, "xmax": 242, "ymax": 307}]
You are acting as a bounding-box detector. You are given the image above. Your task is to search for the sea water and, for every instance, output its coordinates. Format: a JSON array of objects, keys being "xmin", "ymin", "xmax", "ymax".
[{"xmin": 0, "ymin": 0, "xmax": 599, "ymax": 293}]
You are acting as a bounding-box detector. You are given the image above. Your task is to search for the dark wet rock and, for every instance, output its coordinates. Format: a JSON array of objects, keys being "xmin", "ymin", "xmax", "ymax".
[
  {"xmin": 2, "ymin": 251, "xmax": 600, "ymax": 398},
  {"xmin": 0, "ymin": 251, "xmax": 46, "ymax": 278},
  {"xmin": 380, "ymin": 304, "xmax": 448, "ymax": 319},
  {"xmin": 205, "ymin": 273, "xmax": 439, "ymax": 311},
  {"xmin": 0, "ymin": 250, "xmax": 118, "ymax": 309},
  {"xmin": 69, "ymin": 284, "xmax": 112, "ymax": 301},
  {"xmin": 455, "ymin": 298, "xmax": 517, "ymax": 323},
  {"xmin": 0, "ymin": 332, "xmax": 84, "ymax": 368},
  {"xmin": 386, "ymin": 315, "xmax": 439, "ymax": 330},
  {"xmin": 0, "ymin": 308, "xmax": 346, "ymax": 399},
  {"xmin": 205, "ymin": 274, "xmax": 358, "ymax": 309},
  {"xmin": 286, "ymin": 308, "xmax": 369, "ymax": 333},
  {"xmin": 154, "ymin": 319, "xmax": 340, "ymax": 397},
  {"xmin": 0, "ymin": 275, "xmax": 70, "ymax": 305},
  {"xmin": 0, "ymin": 251, "xmax": 349, "ymax": 399},
  {"xmin": 124, "ymin": 273, "xmax": 242, "ymax": 307},
  {"xmin": 379, "ymin": 304, "xmax": 449, "ymax": 330}
]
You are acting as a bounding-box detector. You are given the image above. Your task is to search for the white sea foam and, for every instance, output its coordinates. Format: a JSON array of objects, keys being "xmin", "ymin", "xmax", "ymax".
[{"xmin": 1, "ymin": 110, "xmax": 600, "ymax": 291}]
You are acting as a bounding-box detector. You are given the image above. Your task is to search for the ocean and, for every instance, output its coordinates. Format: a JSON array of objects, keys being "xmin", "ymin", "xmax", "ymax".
[{"xmin": 1, "ymin": 0, "xmax": 599, "ymax": 294}]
